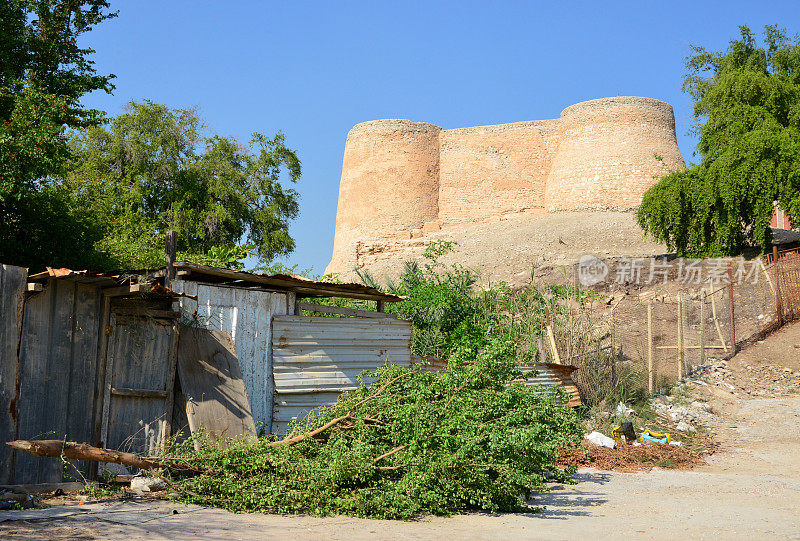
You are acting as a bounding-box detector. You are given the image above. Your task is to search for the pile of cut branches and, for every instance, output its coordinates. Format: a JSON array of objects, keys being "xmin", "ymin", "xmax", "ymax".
[{"xmin": 164, "ymin": 345, "xmax": 582, "ymax": 519}]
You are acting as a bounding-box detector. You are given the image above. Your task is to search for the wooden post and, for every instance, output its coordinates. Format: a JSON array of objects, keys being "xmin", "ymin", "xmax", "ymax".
[
  {"xmin": 647, "ymin": 300, "xmax": 654, "ymax": 394},
  {"xmin": 376, "ymin": 300, "xmax": 385, "ymax": 313},
  {"xmin": 727, "ymin": 263, "xmax": 736, "ymax": 352},
  {"xmin": 546, "ymin": 324, "xmax": 561, "ymax": 365},
  {"xmin": 699, "ymin": 291, "xmax": 706, "ymax": 367},
  {"xmin": 165, "ymin": 230, "xmax": 177, "ymax": 288},
  {"xmin": 773, "ymin": 245, "xmax": 783, "ymax": 328},
  {"xmin": 677, "ymin": 293, "xmax": 685, "ymax": 380},
  {"xmin": 708, "ymin": 283, "xmax": 729, "ymax": 353}
]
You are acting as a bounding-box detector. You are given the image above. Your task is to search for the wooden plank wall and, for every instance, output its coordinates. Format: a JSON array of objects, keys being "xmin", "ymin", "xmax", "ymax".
[
  {"xmin": 271, "ymin": 316, "xmax": 412, "ymax": 435},
  {"xmin": 14, "ymin": 278, "xmax": 103, "ymax": 483},
  {"xmin": 0, "ymin": 265, "xmax": 27, "ymax": 483},
  {"xmin": 171, "ymin": 280, "xmax": 293, "ymax": 434}
]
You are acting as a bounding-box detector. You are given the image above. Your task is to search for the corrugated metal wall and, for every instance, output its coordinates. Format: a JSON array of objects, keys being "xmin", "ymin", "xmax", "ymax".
[
  {"xmin": 171, "ymin": 280, "xmax": 294, "ymax": 433},
  {"xmin": 271, "ymin": 316, "xmax": 412, "ymax": 434}
]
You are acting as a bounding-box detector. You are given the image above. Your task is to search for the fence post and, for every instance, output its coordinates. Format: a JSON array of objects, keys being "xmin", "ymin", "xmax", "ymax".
[
  {"xmin": 647, "ymin": 300, "xmax": 654, "ymax": 394},
  {"xmin": 677, "ymin": 293, "xmax": 685, "ymax": 380},
  {"xmin": 727, "ymin": 262, "xmax": 736, "ymax": 353},
  {"xmin": 165, "ymin": 230, "xmax": 177, "ymax": 288},
  {"xmin": 773, "ymin": 245, "xmax": 783, "ymax": 328},
  {"xmin": 699, "ymin": 291, "xmax": 706, "ymax": 367},
  {"xmin": 546, "ymin": 324, "xmax": 561, "ymax": 365}
]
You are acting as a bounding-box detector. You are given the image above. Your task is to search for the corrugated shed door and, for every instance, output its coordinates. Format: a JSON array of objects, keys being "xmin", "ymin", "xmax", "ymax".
[
  {"xmin": 101, "ymin": 310, "xmax": 178, "ymax": 456},
  {"xmin": 271, "ymin": 316, "xmax": 412, "ymax": 434},
  {"xmin": 170, "ymin": 280, "xmax": 293, "ymax": 433}
]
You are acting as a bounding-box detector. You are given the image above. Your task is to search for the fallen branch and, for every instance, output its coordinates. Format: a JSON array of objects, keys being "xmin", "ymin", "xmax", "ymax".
[
  {"xmin": 373, "ymin": 445, "xmax": 407, "ymax": 464},
  {"xmin": 266, "ymin": 415, "xmax": 353, "ymax": 447},
  {"xmin": 8, "ymin": 440, "xmax": 164, "ymax": 471}
]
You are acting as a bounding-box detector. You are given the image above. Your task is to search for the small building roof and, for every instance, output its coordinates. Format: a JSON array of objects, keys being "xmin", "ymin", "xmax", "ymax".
[
  {"xmin": 25, "ymin": 262, "xmax": 403, "ymax": 303},
  {"xmin": 167, "ymin": 261, "xmax": 403, "ymax": 302}
]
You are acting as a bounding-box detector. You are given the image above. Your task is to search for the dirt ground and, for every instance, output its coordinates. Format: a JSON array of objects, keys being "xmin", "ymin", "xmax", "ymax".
[{"xmin": 3, "ymin": 321, "xmax": 800, "ymax": 540}]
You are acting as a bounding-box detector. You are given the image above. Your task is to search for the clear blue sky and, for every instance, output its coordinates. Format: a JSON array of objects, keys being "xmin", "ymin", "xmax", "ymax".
[{"xmin": 80, "ymin": 1, "xmax": 800, "ymax": 274}]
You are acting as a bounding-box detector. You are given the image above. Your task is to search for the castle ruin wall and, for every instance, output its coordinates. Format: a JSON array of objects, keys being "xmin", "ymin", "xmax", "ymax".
[{"xmin": 326, "ymin": 96, "xmax": 685, "ymax": 275}]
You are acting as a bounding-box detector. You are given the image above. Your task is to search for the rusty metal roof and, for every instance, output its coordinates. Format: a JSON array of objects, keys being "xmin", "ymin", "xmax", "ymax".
[
  {"xmin": 26, "ymin": 267, "xmax": 136, "ymax": 287},
  {"xmin": 169, "ymin": 261, "xmax": 403, "ymax": 302},
  {"xmin": 25, "ymin": 261, "xmax": 403, "ymax": 302}
]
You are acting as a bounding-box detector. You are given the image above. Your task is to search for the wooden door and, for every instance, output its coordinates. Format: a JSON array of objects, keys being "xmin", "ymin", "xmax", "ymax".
[{"xmin": 101, "ymin": 307, "xmax": 179, "ymax": 456}]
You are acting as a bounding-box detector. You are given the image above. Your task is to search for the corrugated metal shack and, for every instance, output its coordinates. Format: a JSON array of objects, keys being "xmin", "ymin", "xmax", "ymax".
[
  {"xmin": 1, "ymin": 259, "xmax": 583, "ymax": 483},
  {"xmin": 166, "ymin": 262, "xmax": 408, "ymax": 434}
]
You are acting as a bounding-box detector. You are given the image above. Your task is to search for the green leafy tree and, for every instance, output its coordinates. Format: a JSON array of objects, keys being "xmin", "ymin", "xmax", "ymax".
[
  {"xmin": 637, "ymin": 25, "xmax": 800, "ymax": 256},
  {"xmin": 0, "ymin": 0, "xmax": 116, "ymax": 268},
  {"xmin": 61, "ymin": 100, "xmax": 301, "ymax": 269}
]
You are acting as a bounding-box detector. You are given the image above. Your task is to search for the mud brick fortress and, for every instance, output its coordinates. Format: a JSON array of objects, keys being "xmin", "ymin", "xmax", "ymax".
[{"xmin": 326, "ymin": 96, "xmax": 685, "ymax": 277}]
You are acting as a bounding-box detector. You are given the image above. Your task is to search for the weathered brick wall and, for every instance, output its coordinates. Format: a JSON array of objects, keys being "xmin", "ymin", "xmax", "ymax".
[
  {"xmin": 544, "ymin": 97, "xmax": 685, "ymax": 211},
  {"xmin": 329, "ymin": 119, "xmax": 441, "ymax": 272},
  {"xmin": 438, "ymin": 119, "xmax": 560, "ymax": 223},
  {"xmin": 326, "ymin": 97, "xmax": 685, "ymax": 275}
]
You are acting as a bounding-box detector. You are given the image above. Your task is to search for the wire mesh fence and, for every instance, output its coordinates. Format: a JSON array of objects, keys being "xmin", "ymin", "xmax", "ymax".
[{"xmin": 544, "ymin": 252, "xmax": 800, "ymax": 400}]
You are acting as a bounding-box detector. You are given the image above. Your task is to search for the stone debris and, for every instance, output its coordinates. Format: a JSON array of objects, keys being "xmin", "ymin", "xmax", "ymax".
[
  {"xmin": 650, "ymin": 399, "xmax": 717, "ymax": 425},
  {"xmin": 688, "ymin": 358, "xmax": 800, "ymax": 397}
]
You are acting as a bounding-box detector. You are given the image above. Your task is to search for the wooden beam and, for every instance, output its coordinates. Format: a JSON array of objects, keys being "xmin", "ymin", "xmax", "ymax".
[
  {"xmin": 111, "ymin": 308, "xmax": 180, "ymax": 319},
  {"xmin": 165, "ymin": 230, "xmax": 177, "ymax": 288},
  {"xmin": 110, "ymin": 387, "xmax": 168, "ymax": 399},
  {"xmin": 0, "ymin": 482, "xmax": 84, "ymax": 494},
  {"xmin": 297, "ymin": 302, "xmax": 396, "ymax": 319},
  {"xmin": 546, "ymin": 325, "xmax": 561, "ymax": 365},
  {"xmin": 647, "ymin": 300, "xmax": 654, "ymax": 395},
  {"xmin": 102, "ymin": 283, "xmax": 146, "ymax": 297}
]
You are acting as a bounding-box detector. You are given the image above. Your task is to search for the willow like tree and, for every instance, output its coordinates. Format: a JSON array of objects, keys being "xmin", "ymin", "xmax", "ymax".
[{"xmin": 637, "ymin": 25, "xmax": 800, "ymax": 256}]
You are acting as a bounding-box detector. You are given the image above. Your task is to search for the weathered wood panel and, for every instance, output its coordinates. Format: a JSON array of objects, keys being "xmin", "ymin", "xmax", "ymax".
[
  {"xmin": 0, "ymin": 265, "xmax": 27, "ymax": 483},
  {"xmin": 271, "ymin": 316, "xmax": 412, "ymax": 434},
  {"xmin": 171, "ymin": 280, "xmax": 293, "ymax": 433},
  {"xmin": 102, "ymin": 311, "xmax": 177, "ymax": 456},
  {"xmin": 177, "ymin": 328, "xmax": 256, "ymax": 448},
  {"xmin": 15, "ymin": 279, "xmax": 103, "ymax": 483}
]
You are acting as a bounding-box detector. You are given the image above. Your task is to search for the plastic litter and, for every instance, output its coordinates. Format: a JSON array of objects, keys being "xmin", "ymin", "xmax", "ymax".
[
  {"xmin": 616, "ymin": 402, "xmax": 634, "ymax": 417},
  {"xmin": 640, "ymin": 430, "xmax": 671, "ymax": 444},
  {"xmin": 612, "ymin": 421, "xmax": 637, "ymax": 443},
  {"xmin": 585, "ymin": 431, "xmax": 615, "ymax": 448}
]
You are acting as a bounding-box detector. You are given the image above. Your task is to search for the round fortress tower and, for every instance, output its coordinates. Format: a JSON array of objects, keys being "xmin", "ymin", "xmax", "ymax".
[
  {"xmin": 327, "ymin": 119, "xmax": 441, "ymax": 273},
  {"xmin": 544, "ymin": 96, "xmax": 684, "ymax": 212}
]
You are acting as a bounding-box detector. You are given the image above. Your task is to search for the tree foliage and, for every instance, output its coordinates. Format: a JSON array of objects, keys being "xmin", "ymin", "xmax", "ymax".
[
  {"xmin": 637, "ymin": 25, "xmax": 800, "ymax": 256},
  {"xmin": 58, "ymin": 100, "xmax": 301, "ymax": 269},
  {"xmin": 0, "ymin": 0, "xmax": 116, "ymax": 268}
]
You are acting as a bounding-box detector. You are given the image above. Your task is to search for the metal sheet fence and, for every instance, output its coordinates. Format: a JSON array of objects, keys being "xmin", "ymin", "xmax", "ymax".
[
  {"xmin": 171, "ymin": 280, "xmax": 294, "ymax": 434},
  {"xmin": 606, "ymin": 254, "xmax": 800, "ymax": 395},
  {"xmin": 271, "ymin": 316, "xmax": 412, "ymax": 435}
]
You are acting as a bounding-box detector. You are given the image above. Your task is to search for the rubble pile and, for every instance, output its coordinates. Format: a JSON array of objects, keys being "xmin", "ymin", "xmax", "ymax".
[
  {"xmin": 650, "ymin": 397, "xmax": 717, "ymax": 430},
  {"xmin": 694, "ymin": 358, "xmax": 800, "ymax": 397}
]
